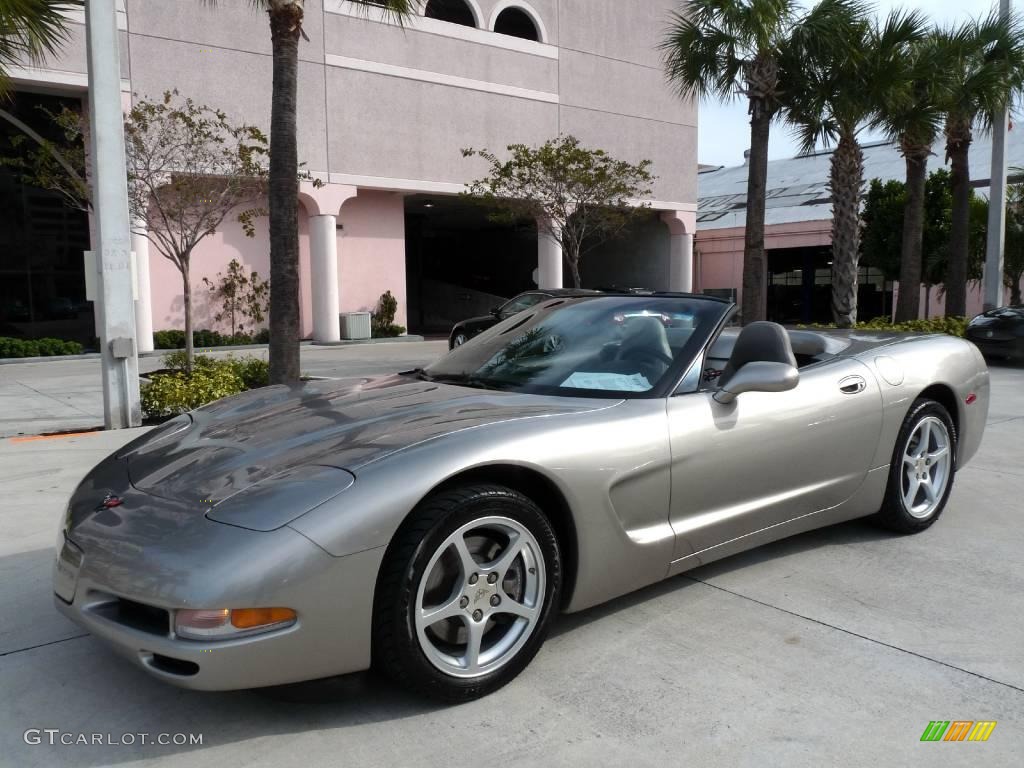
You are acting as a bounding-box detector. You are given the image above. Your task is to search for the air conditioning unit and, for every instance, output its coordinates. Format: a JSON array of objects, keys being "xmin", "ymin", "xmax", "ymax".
[{"xmin": 339, "ymin": 311, "xmax": 372, "ymax": 340}]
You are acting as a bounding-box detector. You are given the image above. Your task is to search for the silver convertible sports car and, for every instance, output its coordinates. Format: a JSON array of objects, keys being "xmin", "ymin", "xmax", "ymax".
[{"xmin": 55, "ymin": 293, "xmax": 990, "ymax": 701}]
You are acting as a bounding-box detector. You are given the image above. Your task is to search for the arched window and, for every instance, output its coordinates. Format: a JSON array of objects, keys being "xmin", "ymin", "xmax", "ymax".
[
  {"xmin": 424, "ymin": 0, "xmax": 476, "ymax": 28},
  {"xmin": 493, "ymin": 7, "xmax": 540, "ymax": 41}
]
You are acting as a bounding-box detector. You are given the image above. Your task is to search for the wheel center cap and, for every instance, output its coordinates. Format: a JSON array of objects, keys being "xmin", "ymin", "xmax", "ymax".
[{"xmin": 470, "ymin": 581, "xmax": 496, "ymax": 608}]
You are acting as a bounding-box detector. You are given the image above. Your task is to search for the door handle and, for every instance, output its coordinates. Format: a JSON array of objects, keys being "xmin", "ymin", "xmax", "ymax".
[{"xmin": 839, "ymin": 375, "xmax": 867, "ymax": 394}]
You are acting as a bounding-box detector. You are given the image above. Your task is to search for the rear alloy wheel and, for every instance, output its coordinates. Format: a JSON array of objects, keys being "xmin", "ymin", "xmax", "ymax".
[
  {"xmin": 450, "ymin": 332, "xmax": 468, "ymax": 349},
  {"xmin": 373, "ymin": 485, "xmax": 561, "ymax": 701},
  {"xmin": 875, "ymin": 398, "xmax": 957, "ymax": 533}
]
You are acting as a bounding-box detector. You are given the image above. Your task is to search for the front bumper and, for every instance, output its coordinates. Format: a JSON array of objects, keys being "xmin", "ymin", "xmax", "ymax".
[{"xmin": 53, "ymin": 532, "xmax": 385, "ymax": 691}]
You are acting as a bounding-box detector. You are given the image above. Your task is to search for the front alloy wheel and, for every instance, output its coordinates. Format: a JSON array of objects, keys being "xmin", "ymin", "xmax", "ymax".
[
  {"xmin": 414, "ymin": 517, "xmax": 545, "ymax": 678},
  {"xmin": 373, "ymin": 485, "xmax": 561, "ymax": 701}
]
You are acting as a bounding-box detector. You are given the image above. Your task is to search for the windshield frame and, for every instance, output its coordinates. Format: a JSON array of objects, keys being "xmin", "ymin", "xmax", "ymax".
[{"xmin": 422, "ymin": 294, "xmax": 735, "ymax": 399}]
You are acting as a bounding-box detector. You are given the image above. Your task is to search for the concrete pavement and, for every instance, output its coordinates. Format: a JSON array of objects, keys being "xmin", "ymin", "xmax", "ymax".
[
  {"xmin": 0, "ymin": 364, "xmax": 1022, "ymax": 766},
  {"xmin": 0, "ymin": 341, "xmax": 449, "ymax": 438}
]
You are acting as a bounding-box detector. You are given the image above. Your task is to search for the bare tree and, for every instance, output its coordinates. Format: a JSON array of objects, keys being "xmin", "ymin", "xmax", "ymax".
[{"xmin": 125, "ymin": 91, "xmax": 268, "ymax": 371}]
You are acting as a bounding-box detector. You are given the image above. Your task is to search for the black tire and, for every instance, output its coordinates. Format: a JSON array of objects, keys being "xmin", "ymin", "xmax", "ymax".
[
  {"xmin": 875, "ymin": 398, "xmax": 957, "ymax": 533},
  {"xmin": 373, "ymin": 484, "xmax": 561, "ymax": 702},
  {"xmin": 449, "ymin": 330, "xmax": 468, "ymax": 350}
]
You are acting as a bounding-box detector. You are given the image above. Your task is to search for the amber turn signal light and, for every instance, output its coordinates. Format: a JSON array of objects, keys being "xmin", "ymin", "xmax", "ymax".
[{"xmin": 230, "ymin": 607, "xmax": 297, "ymax": 629}]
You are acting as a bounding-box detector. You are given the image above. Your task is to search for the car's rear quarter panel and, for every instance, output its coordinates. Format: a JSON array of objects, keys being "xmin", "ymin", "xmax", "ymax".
[{"xmin": 855, "ymin": 334, "xmax": 990, "ymax": 471}]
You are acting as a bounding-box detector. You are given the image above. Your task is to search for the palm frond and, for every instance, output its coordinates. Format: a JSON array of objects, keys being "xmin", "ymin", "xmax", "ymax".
[
  {"xmin": 660, "ymin": 0, "xmax": 796, "ymax": 105},
  {"xmin": 872, "ymin": 29, "xmax": 951, "ymax": 150},
  {"xmin": 0, "ymin": 0, "xmax": 82, "ymax": 95},
  {"xmin": 937, "ymin": 8, "xmax": 1024, "ymax": 134}
]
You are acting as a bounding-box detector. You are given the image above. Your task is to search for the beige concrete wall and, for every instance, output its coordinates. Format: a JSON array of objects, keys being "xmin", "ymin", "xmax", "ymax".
[
  {"xmin": 12, "ymin": 0, "xmax": 698, "ymax": 334},
  {"xmin": 23, "ymin": 0, "xmax": 695, "ymax": 207}
]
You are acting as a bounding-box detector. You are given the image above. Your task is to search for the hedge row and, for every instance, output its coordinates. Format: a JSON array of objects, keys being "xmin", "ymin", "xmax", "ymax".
[
  {"xmin": 0, "ymin": 337, "xmax": 84, "ymax": 358},
  {"xmin": 803, "ymin": 316, "xmax": 970, "ymax": 337},
  {"xmin": 152, "ymin": 328, "xmax": 270, "ymax": 350}
]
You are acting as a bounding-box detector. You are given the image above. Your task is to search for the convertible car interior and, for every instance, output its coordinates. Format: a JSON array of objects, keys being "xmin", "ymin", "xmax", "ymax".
[
  {"xmin": 703, "ymin": 325, "xmax": 851, "ymax": 386},
  {"xmin": 470, "ymin": 298, "xmax": 851, "ymax": 395}
]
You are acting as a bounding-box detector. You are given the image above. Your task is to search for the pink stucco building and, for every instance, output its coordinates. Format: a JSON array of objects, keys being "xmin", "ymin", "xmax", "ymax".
[{"xmin": 2, "ymin": 0, "xmax": 698, "ymax": 349}]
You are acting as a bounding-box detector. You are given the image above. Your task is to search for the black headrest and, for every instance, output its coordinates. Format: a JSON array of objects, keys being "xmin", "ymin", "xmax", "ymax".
[{"xmin": 719, "ymin": 321, "xmax": 796, "ymax": 388}]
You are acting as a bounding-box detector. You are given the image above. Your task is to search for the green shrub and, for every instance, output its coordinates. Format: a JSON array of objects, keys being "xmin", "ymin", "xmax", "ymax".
[
  {"xmin": 802, "ymin": 316, "xmax": 969, "ymax": 338},
  {"xmin": 141, "ymin": 366, "xmax": 246, "ymax": 419},
  {"xmin": 152, "ymin": 329, "xmax": 186, "ymax": 349},
  {"xmin": 371, "ymin": 291, "xmax": 405, "ymax": 338},
  {"xmin": 147, "ymin": 352, "xmax": 268, "ymax": 418},
  {"xmin": 161, "ymin": 350, "xmax": 221, "ymax": 372},
  {"xmin": 152, "ymin": 328, "xmax": 271, "ymax": 349},
  {"xmin": 192, "ymin": 329, "xmax": 225, "ymax": 348},
  {"xmin": 372, "ymin": 323, "xmax": 407, "ymax": 338},
  {"xmin": 0, "ymin": 336, "xmax": 84, "ymax": 358},
  {"xmin": 162, "ymin": 351, "xmax": 268, "ymax": 386},
  {"xmin": 224, "ymin": 355, "xmax": 269, "ymax": 389}
]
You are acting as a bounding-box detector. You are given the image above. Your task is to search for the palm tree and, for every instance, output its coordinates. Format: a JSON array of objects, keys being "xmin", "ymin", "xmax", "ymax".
[
  {"xmin": 873, "ymin": 31, "xmax": 950, "ymax": 322},
  {"xmin": 206, "ymin": 0, "xmax": 419, "ymax": 383},
  {"xmin": 661, "ymin": 0, "xmax": 862, "ymax": 325},
  {"xmin": 783, "ymin": 6, "xmax": 923, "ymax": 327},
  {"xmin": 0, "ymin": 0, "xmax": 80, "ymax": 94},
  {"xmin": 938, "ymin": 12, "xmax": 1024, "ymax": 318},
  {"xmin": 661, "ymin": 0, "xmax": 799, "ymax": 325}
]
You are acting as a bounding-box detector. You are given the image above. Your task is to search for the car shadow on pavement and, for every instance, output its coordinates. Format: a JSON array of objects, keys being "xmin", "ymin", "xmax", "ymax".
[
  {"xmin": 2, "ymin": 547, "xmax": 445, "ymax": 768},
  {"xmin": 4, "ymin": 518, "xmax": 896, "ymax": 767},
  {"xmin": 551, "ymin": 517, "xmax": 896, "ymax": 639}
]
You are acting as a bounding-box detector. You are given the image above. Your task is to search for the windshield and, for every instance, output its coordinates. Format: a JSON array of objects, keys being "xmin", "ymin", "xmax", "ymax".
[{"xmin": 423, "ymin": 295, "xmax": 729, "ymax": 397}]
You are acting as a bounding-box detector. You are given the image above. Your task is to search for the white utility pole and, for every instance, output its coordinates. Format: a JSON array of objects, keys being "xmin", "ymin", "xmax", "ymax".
[
  {"xmin": 86, "ymin": 0, "xmax": 141, "ymax": 428},
  {"xmin": 984, "ymin": 0, "xmax": 1012, "ymax": 312}
]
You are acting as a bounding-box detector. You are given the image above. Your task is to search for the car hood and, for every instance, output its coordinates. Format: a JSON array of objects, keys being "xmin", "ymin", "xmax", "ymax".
[
  {"xmin": 121, "ymin": 374, "xmax": 611, "ymax": 507},
  {"xmin": 968, "ymin": 306, "xmax": 1024, "ymax": 331},
  {"xmin": 458, "ymin": 313, "xmax": 494, "ymax": 327}
]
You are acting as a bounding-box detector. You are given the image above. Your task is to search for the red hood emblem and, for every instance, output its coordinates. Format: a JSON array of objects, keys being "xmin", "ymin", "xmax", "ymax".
[{"xmin": 98, "ymin": 494, "xmax": 123, "ymax": 509}]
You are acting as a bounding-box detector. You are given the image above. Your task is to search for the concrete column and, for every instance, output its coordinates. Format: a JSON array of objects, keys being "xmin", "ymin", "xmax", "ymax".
[
  {"xmin": 661, "ymin": 211, "xmax": 696, "ymax": 293},
  {"xmin": 86, "ymin": 0, "xmax": 141, "ymax": 428},
  {"xmin": 537, "ymin": 219, "xmax": 563, "ymax": 289},
  {"xmin": 669, "ymin": 232, "xmax": 695, "ymax": 293},
  {"xmin": 984, "ymin": 0, "xmax": 1012, "ymax": 312},
  {"xmin": 131, "ymin": 223, "xmax": 154, "ymax": 353},
  {"xmin": 310, "ymin": 214, "xmax": 341, "ymax": 343}
]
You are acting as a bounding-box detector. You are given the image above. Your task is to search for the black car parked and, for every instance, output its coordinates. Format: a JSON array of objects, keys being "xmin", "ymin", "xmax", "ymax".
[
  {"xmin": 966, "ymin": 305, "xmax": 1024, "ymax": 361},
  {"xmin": 448, "ymin": 289, "xmax": 600, "ymax": 349}
]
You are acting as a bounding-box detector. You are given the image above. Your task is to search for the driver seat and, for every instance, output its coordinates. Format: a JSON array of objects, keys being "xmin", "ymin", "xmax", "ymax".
[{"xmin": 719, "ymin": 321, "xmax": 797, "ymax": 388}]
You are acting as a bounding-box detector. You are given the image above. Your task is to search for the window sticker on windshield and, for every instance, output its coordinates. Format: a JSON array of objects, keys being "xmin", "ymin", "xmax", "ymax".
[{"xmin": 560, "ymin": 372, "xmax": 652, "ymax": 392}]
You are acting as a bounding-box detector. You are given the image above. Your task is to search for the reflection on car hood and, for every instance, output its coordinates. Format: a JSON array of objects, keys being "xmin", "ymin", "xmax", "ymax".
[{"xmin": 122, "ymin": 375, "xmax": 609, "ymax": 506}]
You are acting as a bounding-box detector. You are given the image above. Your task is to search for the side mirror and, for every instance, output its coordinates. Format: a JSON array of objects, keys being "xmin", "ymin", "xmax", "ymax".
[
  {"xmin": 490, "ymin": 306, "xmax": 503, "ymax": 318},
  {"xmin": 713, "ymin": 361, "xmax": 799, "ymax": 404}
]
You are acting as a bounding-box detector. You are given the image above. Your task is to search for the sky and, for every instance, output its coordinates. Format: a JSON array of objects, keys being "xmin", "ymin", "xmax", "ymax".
[{"xmin": 698, "ymin": 0, "xmax": 1004, "ymax": 167}]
